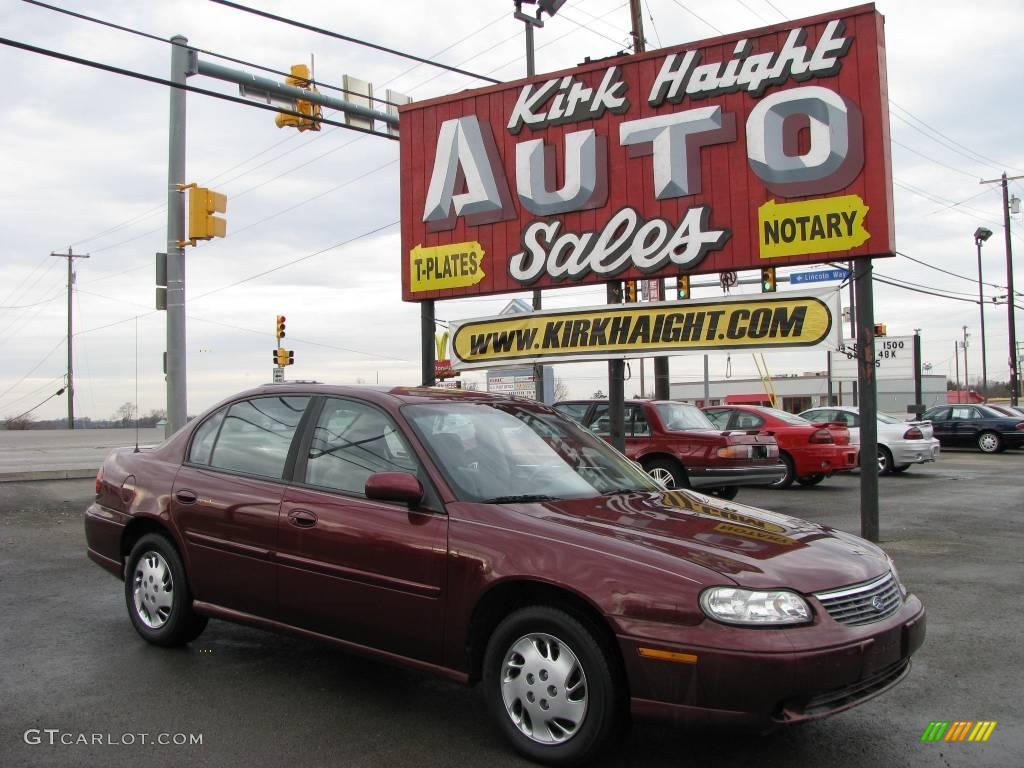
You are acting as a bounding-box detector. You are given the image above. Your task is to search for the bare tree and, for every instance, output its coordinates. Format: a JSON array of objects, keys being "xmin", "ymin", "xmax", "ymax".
[
  {"xmin": 3, "ymin": 413, "xmax": 34, "ymax": 430},
  {"xmin": 554, "ymin": 378, "xmax": 570, "ymax": 402},
  {"xmin": 114, "ymin": 402, "xmax": 135, "ymax": 427}
]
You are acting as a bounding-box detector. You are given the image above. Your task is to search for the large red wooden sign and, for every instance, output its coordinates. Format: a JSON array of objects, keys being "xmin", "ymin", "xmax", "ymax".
[{"xmin": 399, "ymin": 3, "xmax": 893, "ymax": 302}]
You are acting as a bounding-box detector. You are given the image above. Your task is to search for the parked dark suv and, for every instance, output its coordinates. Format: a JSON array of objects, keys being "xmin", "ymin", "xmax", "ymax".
[{"xmin": 554, "ymin": 399, "xmax": 785, "ymax": 499}]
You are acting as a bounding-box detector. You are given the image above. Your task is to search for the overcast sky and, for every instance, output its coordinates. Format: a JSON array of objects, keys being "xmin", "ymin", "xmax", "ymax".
[{"xmin": 1, "ymin": 0, "xmax": 1022, "ymax": 422}]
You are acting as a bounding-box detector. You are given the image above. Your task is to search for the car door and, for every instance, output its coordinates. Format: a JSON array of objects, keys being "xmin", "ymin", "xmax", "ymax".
[
  {"xmin": 625, "ymin": 404, "xmax": 653, "ymax": 456},
  {"xmin": 172, "ymin": 394, "xmax": 310, "ymax": 619},
  {"xmin": 276, "ymin": 397, "xmax": 448, "ymax": 663},
  {"xmin": 925, "ymin": 407, "xmax": 954, "ymax": 445},
  {"xmin": 948, "ymin": 406, "xmax": 977, "ymax": 446}
]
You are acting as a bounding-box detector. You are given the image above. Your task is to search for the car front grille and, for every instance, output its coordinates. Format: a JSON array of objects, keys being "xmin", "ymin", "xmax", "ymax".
[
  {"xmin": 780, "ymin": 659, "xmax": 911, "ymax": 720},
  {"xmin": 814, "ymin": 571, "xmax": 903, "ymax": 626}
]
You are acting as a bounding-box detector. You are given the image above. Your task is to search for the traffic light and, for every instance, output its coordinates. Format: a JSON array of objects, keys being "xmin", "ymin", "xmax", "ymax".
[
  {"xmin": 624, "ymin": 280, "xmax": 637, "ymax": 302},
  {"xmin": 874, "ymin": 323, "xmax": 887, "ymax": 337},
  {"xmin": 677, "ymin": 274, "xmax": 690, "ymax": 300},
  {"xmin": 761, "ymin": 266, "xmax": 777, "ymax": 292},
  {"xmin": 185, "ymin": 185, "xmax": 227, "ymax": 244},
  {"xmin": 275, "ymin": 348, "xmax": 291, "ymax": 367},
  {"xmin": 287, "ymin": 349, "xmax": 295, "ymax": 366},
  {"xmin": 275, "ymin": 315, "xmax": 286, "ymax": 340},
  {"xmin": 275, "ymin": 64, "xmax": 322, "ymax": 132}
]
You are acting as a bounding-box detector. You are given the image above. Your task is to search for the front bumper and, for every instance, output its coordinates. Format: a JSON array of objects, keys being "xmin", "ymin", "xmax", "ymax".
[
  {"xmin": 687, "ymin": 463, "xmax": 788, "ymax": 489},
  {"xmin": 616, "ymin": 594, "xmax": 926, "ymax": 730}
]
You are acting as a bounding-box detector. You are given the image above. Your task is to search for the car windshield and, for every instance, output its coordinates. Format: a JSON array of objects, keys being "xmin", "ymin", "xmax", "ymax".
[
  {"xmin": 654, "ymin": 402, "xmax": 716, "ymax": 430},
  {"xmin": 757, "ymin": 407, "xmax": 811, "ymax": 425},
  {"xmin": 404, "ymin": 402, "xmax": 661, "ymax": 503}
]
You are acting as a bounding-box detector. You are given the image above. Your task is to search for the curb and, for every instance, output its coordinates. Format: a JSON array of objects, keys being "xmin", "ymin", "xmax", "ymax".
[{"xmin": 0, "ymin": 469, "xmax": 98, "ymax": 483}]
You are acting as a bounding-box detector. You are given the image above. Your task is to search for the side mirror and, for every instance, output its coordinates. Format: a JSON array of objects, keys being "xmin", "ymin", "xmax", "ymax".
[{"xmin": 365, "ymin": 472, "xmax": 424, "ymax": 506}]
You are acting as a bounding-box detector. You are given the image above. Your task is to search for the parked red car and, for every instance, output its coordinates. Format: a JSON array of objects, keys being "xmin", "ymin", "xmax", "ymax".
[
  {"xmin": 86, "ymin": 385, "xmax": 923, "ymax": 766},
  {"xmin": 703, "ymin": 405, "xmax": 858, "ymax": 488},
  {"xmin": 554, "ymin": 399, "xmax": 785, "ymax": 499}
]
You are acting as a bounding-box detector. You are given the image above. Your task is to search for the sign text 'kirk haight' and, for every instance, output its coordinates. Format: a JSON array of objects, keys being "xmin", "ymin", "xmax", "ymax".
[{"xmin": 399, "ymin": 4, "xmax": 894, "ymax": 301}]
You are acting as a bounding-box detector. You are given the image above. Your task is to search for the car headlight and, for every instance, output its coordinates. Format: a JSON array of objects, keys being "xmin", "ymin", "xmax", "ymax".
[
  {"xmin": 887, "ymin": 558, "xmax": 908, "ymax": 598},
  {"xmin": 700, "ymin": 587, "xmax": 811, "ymax": 625}
]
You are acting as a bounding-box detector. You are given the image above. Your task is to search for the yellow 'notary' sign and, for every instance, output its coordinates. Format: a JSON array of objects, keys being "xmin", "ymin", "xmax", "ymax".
[
  {"xmin": 449, "ymin": 291, "xmax": 837, "ymax": 369},
  {"xmin": 409, "ymin": 241, "xmax": 486, "ymax": 292},
  {"xmin": 759, "ymin": 195, "xmax": 870, "ymax": 259}
]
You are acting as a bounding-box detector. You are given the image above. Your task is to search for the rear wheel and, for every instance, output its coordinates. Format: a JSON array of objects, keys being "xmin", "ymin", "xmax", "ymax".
[
  {"xmin": 796, "ymin": 473, "xmax": 825, "ymax": 486},
  {"xmin": 891, "ymin": 464, "xmax": 911, "ymax": 474},
  {"xmin": 125, "ymin": 533, "xmax": 207, "ymax": 646},
  {"xmin": 877, "ymin": 446, "xmax": 894, "ymax": 475},
  {"xmin": 483, "ymin": 606, "xmax": 624, "ymax": 766},
  {"xmin": 977, "ymin": 431, "xmax": 1002, "ymax": 454},
  {"xmin": 644, "ymin": 458, "xmax": 688, "ymax": 490},
  {"xmin": 770, "ymin": 453, "xmax": 795, "ymax": 489}
]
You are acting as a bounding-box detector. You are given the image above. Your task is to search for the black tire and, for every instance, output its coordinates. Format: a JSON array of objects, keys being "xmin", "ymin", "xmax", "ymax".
[
  {"xmin": 709, "ymin": 486, "xmax": 739, "ymax": 500},
  {"xmin": 977, "ymin": 431, "xmax": 1002, "ymax": 454},
  {"xmin": 796, "ymin": 473, "xmax": 825, "ymax": 486},
  {"xmin": 877, "ymin": 446, "xmax": 894, "ymax": 475},
  {"xmin": 125, "ymin": 533, "xmax": 207, "ymax": 647},
  {"xmin": 891, "ymin": 464, "xmax": 911, "ymax": 474},
  {"xmin": 770, "ymin": 453, "xmax": 795, "ymax": 489},
  {"xmin": 482, "ymin": 606, "xmax": 624, "ymax": 767},
  {"xmin": 644, "ymin": 458, "xmax": 688, "ymax": 489}
]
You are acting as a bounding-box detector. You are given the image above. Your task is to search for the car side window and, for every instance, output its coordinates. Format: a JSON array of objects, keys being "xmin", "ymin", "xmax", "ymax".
[
  {"xmin": 627, "ymin": 405, "xmax": 650, "ymax": 437},
  {"xmin": 951, "ymin": 407, "xmax": 973, "ymax": 420},
  {"xmin": 305, "ymin": 399, "xmax": 419, "ymax": 496},
  {"xmin": 209, "ymin": 396, "xmax": 310, "ymax": 479},
  {"xmin": 586, "ymin": 404, "xmax": 611, "ymax": 436},
  {"xmin": 735, "ymin": 412, "xmax": 764, "ymax": 430},
  {"xmin": 704, "ymin": 409, "xmax": 731, "ymax": 429},
  {"xmin": 188, "ymin": 407, "xmax": 227, "ymax": 465},
  {"xmin": 554, "ymin": 403, "xmax": 589, "ymax": 423}
]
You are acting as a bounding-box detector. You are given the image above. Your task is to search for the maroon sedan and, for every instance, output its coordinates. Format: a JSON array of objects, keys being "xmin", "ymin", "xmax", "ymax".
[{"xmin": 85, "ymin": 385, "xmax": 924, "ymax": 766}]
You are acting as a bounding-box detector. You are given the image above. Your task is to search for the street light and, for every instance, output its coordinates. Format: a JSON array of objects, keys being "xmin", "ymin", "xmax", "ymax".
[{"xmin": 975, "ymin": 226, "xmax": 993, "ymax": 395}]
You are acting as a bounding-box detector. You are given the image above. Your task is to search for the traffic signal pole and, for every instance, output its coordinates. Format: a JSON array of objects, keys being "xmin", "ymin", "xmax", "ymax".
[{"xmin": 165, "ymin": 36, "xmax": 192, "ymax": 436}]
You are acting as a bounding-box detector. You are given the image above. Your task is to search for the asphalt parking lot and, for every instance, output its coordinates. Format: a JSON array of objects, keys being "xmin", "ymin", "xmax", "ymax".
[{"xmin": 1, "ymin": 450, "xmax": 1021, "ymax": 768}]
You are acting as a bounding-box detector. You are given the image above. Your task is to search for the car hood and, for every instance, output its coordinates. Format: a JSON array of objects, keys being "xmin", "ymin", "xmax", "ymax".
[{"xmin": 509, "ymin": 490, "xmax": 890, "ymax": 593}]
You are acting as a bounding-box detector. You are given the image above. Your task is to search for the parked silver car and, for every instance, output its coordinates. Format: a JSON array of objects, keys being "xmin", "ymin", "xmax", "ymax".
[{"xmin": 798, "ymin": 406, "xmax": 940, "ymax": 474}]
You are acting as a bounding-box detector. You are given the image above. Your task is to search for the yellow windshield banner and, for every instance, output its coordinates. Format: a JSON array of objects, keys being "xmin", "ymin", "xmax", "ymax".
[
  {"xmin": 409, "ymin": 241, "xmax": 486, "ymax": 292},
  {"xmin": 450, "ymin": 291, "xmax": 837, "ymax": 368},
  {"xmin": 758, "ymin": 195, "xmax": 870, "ymax": 259}
]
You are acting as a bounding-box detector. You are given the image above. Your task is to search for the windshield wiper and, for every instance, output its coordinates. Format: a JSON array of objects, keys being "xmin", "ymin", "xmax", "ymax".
[
  {"xmin": 482, "ymin": 494, "xmax": 557, "ymax": 504},
  {"xmin": 602, "ymin": 487, "xmax": 652, "ymax": 495}
]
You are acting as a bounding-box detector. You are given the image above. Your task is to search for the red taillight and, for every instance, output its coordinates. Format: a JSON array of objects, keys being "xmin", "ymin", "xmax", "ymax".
[
  {"xmin": 95, "ymin": 467, "xmax": 103, "ymax": 496},
  {"xmin": 1016, "ymin": 422, "xmax": 1024, "ymax": 431},
  {"xmin": 808, "ymin": 428, "xmax": 834, "ymax": 444},
  {"xmin": 903, "ymin": 426, "xmax": 924, "ymax": 439}
]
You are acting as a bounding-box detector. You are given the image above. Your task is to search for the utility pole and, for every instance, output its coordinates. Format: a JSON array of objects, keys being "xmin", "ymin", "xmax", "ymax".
[
  {"xmin": 954, "ymin": 341, "xmax": 961, "ymax": 398},
  {"xmin": 50, "ymin": 247, "xmax": 89, "ymax": 429},
  {"xmin": 165, "ymin": 36, "xmax": 192, "ymax": 436},
  {"xmin": 980, "ymin": 172, "xmax": 1023, "ymax": 405},
  {"xmin": 962, "ymin": 326, "xmax": 970, "ymax": 396}
]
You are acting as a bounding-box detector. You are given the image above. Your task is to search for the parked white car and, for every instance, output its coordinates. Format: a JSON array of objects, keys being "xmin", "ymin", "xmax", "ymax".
[{"xmin": 798, "ymin": 406, "xmax": 941, "ymax": 474}]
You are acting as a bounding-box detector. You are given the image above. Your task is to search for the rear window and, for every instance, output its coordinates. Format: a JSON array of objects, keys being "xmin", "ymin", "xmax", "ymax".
[
  {"xmin": 654, "ymin": 402, "xmax": 715, "ymax": 430},
  {"xmin": 208, "ymin": 396, "xmax": 309, "ymax": 479}
]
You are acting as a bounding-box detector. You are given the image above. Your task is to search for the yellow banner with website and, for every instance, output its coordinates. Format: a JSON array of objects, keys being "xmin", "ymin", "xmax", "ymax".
[{"xmin": 449, "ymin": 288, "xmax": 839, "ymax": 369}]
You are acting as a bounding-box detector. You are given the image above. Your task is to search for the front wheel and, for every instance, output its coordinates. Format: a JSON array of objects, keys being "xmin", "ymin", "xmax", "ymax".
[
  {"xmin": 708, "ymin": 486, "xmax": 739, "ymax": 501},
  {"xmin": 977, "ymin": 431, "xmax": 1002, "ymax": 454},
  {"xmin": 125, "ymin": 533, "xmax": 207, "ymax": 646},
  {"xmin": 483, "ymin": 606, "xmax": 624, "ymax": 767}
]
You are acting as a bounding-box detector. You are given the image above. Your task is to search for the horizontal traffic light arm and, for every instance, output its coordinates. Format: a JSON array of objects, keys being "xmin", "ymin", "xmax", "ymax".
[{"xmin": 196, "ymin": 58, "xmax": 397, "ymax": 130}]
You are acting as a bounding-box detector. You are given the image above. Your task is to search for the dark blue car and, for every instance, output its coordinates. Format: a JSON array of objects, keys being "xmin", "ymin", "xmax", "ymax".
[{"xmin": 921, "ymin": 404, "xmax": 1024, "ymax": 453}]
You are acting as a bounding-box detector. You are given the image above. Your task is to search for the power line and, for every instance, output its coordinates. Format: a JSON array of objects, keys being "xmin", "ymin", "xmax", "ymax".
[
  {"xmin": 21, "ymin": 0, "xmax": 407, "ymax": 109},
  {"xmin": 872, "ymin": 274, "xmax": 985, "ymax": 305},
  {"xmin": 0, "ymin": 336, "xmax": 66, "ymax": 403},
  {"xmin": 666, "ymin": 0, "xmax": 724, "ymax": 35},
  {"xmin": 0, "ymin": 375, "xmax": 65, "ymax": 415},
  {"xmin": 891, "ymin": 138, "xmax": 986, "ymax": 180},
  {"xmin": 0, "ymin": 36, "xmax": 396, "ymax": 140},
  {"xmin": 208, "ymin": 0, "xmax": 501, "ymax": 84},
  {"xmin": 642, "ymin": 0, "xmax": 663, "ymax": 48},
  {"xmin": 896, "ymin": 251, "xmax": 1007, "ymax": 291}
]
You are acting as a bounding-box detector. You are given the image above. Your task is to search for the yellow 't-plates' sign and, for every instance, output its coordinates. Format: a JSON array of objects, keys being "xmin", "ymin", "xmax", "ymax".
[
  {"xmin": 759, "ymin": 195, "xmax": 870, "ymax": 259},
  {"xmin": 409, "ymin": 241, "xmax": 486, "ymax": 292},
  {"xmin": 450, "ymin": 290, "xmax": 838, "ymax": 368}
]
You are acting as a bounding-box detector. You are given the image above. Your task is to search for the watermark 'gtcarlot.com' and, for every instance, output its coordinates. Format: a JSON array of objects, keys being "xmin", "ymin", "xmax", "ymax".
[{"xmin": 24, "ymin": 729, "xmax": 203, "ymax": 746}]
